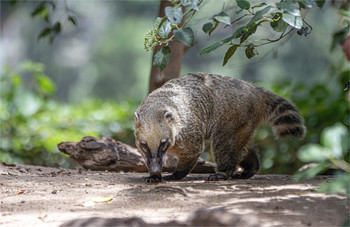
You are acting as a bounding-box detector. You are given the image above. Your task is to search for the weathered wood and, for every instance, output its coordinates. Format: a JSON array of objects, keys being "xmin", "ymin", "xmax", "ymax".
[{"xmin": 58, "ymin": 136, "xmax": 216, "ymax": 173}]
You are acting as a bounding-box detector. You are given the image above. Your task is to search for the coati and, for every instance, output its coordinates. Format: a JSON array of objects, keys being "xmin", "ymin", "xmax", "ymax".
[{"xmin": 134, "ymin": 73, "xmax": 306, "ymax": 182}]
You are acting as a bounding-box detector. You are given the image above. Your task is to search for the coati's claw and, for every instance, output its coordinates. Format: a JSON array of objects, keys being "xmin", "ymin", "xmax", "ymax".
[
  {"xmin": 206, "ymin": 173, "xmax": 227, "ymax": 181},
  {"xmin": 146, "ymin": 174, "xmax": 162, "ymax": 183}
]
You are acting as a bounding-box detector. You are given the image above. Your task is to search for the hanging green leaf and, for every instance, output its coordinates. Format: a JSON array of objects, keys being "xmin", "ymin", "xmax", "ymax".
[
  {"xmin": 276, "ymin": 1, "xmax": 301, "ymax": 16},
  {"xmin": 165, "ymin": 6, "xmax": 183, "ymax": 25},
  {"xmin": 181, "ymin": 0, "xmax": 199, "ymax": 11},
  {"xmin": 231, "ymin": 26, "xmax": 246, "ymax": 39},
  {"xmin": 270, "ymin": 13, "xmax": 288, "ymax": 32},
  {"xmin": 245, "ymin": 45, "xmax": 258, "ymax": 59},
  {"xmin": 246, "ymin": 5, "xmax": 273, "ymax": 27},
  {"xmin": 153, "ymin": 46, "xmax": 171, "ymax": 71},
  {"xmin": 158, "ymin": 20, "xmax": 172, "ymax": 38},
  {"xmin": 296, "ymin": 0, "xmax": 315, "ymax": 9},
  {"xmin": 252, "ymin": 2, "xmax": 267, "ymax": 9},
  {"xmin": 282, "ymin": 13, "xmax": 303, "ymax": 29},
  {"xmin": 68, "ymin": 15, "xmax": 77, "ymax": 26},
  {"xmin": 199, "ymin": 42, "xmax": 224, "ymax": 55},
  {"xmin": 202, "ymin": 21, "xmax": 215, "ymax": 34},
  {"xmin": 31, "ymin": 1, "xmax": 56, "ymax": 22},
  {"xmin": 240, "ymin": 24, "xmax": 258, "ymax": 43},
  {"xmin": 52, "ymin": 22, "xmax": 61, "ymax": 34},
  {"xmin": 213, "ymin": 12, "xmax": 231, "ymax": 25},
  {"xmin": 37, "ymin": 27, "xmax": 52, "ymax": 41},
  {"xmin": 155, "ymin": 17, "xmax": 166, "ymax": 29},
  {"xmin": 35, "ymin": 74, "xmax": 56, "ymax": 95},
  {"xmin": 315, "ymin": 0, "xmax": 325, "ymax": 8},
  {"xmin": 199, "ymin": 26, "xmax": 245, "ymax": 56},
  {"xmin": 223, "ymin": 45, "xmax": 239, "ymax": 66},
  {"xmin": 31, "ymin": 4, "xmax": 45, "ymax": 17},
  {"xmin": 331, "ymin": 25, "xmax": 350, "ymax": 51},
  {"xmin": 174, "ymin": 27, "xmax": 194, "ymax": 47},
  {"xmin": 236, "ymin": 0, "xmax": 250, "ymax": 10}
]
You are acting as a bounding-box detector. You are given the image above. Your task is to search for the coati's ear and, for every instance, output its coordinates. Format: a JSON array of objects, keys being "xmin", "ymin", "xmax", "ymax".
[
  {"xmin": 164, "ymin": 110, "xmax": 174, "ymax": 123},
  {"xmin": 134, "ymin": 112, "xmax": 140, "ymax": 122}
]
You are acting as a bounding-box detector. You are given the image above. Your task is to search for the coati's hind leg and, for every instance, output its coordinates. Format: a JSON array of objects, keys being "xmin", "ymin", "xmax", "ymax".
[
  {"xmin": 207, "ymin": 133, "xmax": 244, "ymax": 181},
  {"xmin": 232, "ymin": 144, "xmax": 260, "ymax": 179}
]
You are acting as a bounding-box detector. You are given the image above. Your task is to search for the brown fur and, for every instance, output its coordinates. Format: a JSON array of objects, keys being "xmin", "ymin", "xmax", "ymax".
[{"xmin": 134, "ymin": 73, "xmax": 306, "ymax": 181}]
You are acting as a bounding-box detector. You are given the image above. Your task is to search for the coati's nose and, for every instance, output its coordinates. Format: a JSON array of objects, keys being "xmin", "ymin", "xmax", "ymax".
[
  {"xmin": 148, "ymin": 157, "xmax": 162, "ymax": 174},
  {"xmin": 149, "ymin": 164, "xmax": 161, "ymax": 174}
]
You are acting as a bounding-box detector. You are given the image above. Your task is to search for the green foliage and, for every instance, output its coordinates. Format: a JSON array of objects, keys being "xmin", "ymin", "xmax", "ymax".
[
  {"xmin": 144, "ymin": 0, "xmax": 201, "ymax": 70},
  {"xmin": 223, "ymin": 45, "xmax": 239, "ymax": 66},
  {"xmin": 213, "ymin": 12, "xmax": 231, "ymax": 25},
  {"xmin": 152, "ymin": 46, "xmax": 171, "ymax": 71},
  {"xmin": 295, "ymin": 123, "xmax": 349, "ymax": 195},
  {"xmin": 331, "ymin": 24, "xmax": 350, "ymax": 51},
  {"xmin": 198, "ymin": 26, "xmax": 245, "ymax": 55},
  {"xmin": 236, "ymin": 0, "xmax": 250, "ymax": 10},
  {"xmin": 28, "ymin": 0, "xmax": 77, "ymax": 44},
  {"xmin": 165, "ymin": 6, "xmax": 183, "ymax": 25},
  {"xmin": 272, "ymin": 63, "xmax": 350, "ymax": 196},
  {"xmin": 0, "ymin": 62, "xmax": 136, "ymax": 167},
  {"xmin": 281, "ymin": 13, "xmax": 303, "ymax": 29},
  {"xmin": 174, "ymin": 27, "xmax": 195, "ymax": 47},
  {"xmin": 145, "ymin": 0, "xmax": 323, "ymax": 70}
]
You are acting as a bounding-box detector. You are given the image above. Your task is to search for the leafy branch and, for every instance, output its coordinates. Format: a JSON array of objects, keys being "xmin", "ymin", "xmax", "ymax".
[
  {"xmin": 144, "ymin": 0, "xmax": 202, "ymax": 70},
  {"xmin": 30, "ymin": 0, "xmax": 78, "ymax": 44},
  {"xmin": 146, "ymin": 0, "xmax": 325, "ymax": 70}
]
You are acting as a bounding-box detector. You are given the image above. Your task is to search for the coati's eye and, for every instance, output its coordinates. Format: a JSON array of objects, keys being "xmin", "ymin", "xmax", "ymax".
[
  {"xmin": 159, "ymin": 139, "xmax": 170, "ymax": 152},
  {"xmin": 159, "ymin": 139, "xmax": 167, "ymax": 147},
  {"xmin": 140, "ymin": 142, "xmax": 149, "ymax": 152}
]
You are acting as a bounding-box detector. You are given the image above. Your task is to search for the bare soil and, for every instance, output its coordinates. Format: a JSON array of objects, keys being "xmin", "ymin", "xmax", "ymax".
[{"xmin": 0, "ymin": 164, "xmax": 349, "ymax": 226}]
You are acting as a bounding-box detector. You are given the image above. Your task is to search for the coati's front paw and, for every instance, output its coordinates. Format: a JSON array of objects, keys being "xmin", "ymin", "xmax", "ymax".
[
  {"xmin": 206, "ymin": 173, "xmax": 227, "ymax": 181},
  {"xmin": 146, "ymin": 174, "xmax": 162, "ymax": 183}
]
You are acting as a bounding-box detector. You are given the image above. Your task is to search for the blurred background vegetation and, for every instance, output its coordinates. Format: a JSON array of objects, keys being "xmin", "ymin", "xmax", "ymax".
[{"xmin": 0, "ymin": 0, "xmax": 349, "ymax": 178}]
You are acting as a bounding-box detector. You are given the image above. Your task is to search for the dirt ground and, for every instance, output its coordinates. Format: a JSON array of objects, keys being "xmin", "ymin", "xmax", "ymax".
[{"xmin": 0, "ymin": 164, "xmax": 349, "ymax": 227}]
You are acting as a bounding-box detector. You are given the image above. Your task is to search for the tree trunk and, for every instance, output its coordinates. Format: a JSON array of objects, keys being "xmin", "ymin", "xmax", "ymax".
[{"xmin": 148, "ymin": 0, "xmax": 188, "ymax": 93}]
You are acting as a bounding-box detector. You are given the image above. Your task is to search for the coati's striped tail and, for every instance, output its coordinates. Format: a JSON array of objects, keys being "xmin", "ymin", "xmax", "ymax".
[{"xmin": 263, "ymin": 91, "xmax": 306, "ymax": 139}]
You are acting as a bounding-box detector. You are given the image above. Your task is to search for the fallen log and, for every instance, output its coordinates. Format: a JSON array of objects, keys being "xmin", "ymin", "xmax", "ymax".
[{"xmin": 58, "ymin": 136, "xmax": 216, "ymax": 173}]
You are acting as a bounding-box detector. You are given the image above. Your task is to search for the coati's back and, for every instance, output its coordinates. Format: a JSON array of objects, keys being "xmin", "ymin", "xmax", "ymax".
[
  {"xmin": 136, "ymin": 73, "xmax": 305, "ymax": 143},
  {"xmin": 196, "ymin": 73, "xmax": 306, "ymax": 139}
]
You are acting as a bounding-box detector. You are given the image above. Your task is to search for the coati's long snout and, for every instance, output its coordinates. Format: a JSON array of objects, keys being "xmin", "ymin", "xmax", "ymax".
[
  {"xmin": 143, "ymin": 144, "xmax": 170, "ymax": 182},
  {"xmin": 147, "ymin": 155, "xmax": 163, "ymax": 174}
]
